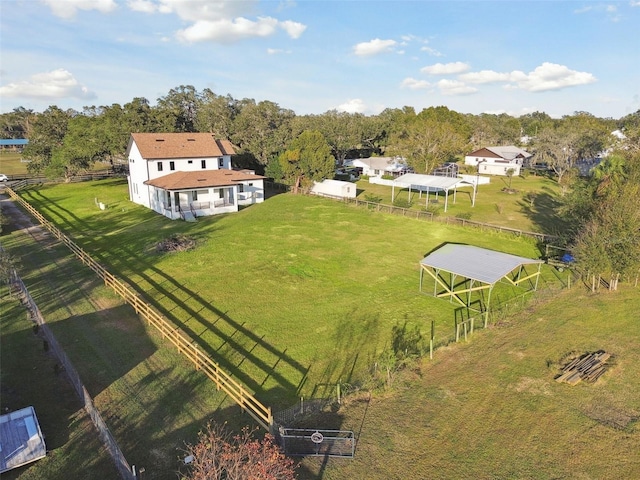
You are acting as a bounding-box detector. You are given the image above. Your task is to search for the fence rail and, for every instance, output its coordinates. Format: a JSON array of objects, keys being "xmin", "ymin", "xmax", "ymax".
[{"xmin": 6, "ymin": 187, "xmax": 273, "ymax": 431}]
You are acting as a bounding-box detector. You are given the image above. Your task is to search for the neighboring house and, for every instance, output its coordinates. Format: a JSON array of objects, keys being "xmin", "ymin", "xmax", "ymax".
[
  {"xmin": 126, "ymin": 132, "xmax": 265, "ymax": 220},
  {"xmin": 464, "ymin": 146, "xmax": 532, "ymax": 176},
  {"xmin": 346, "ymin": 156, "xmax": 410, "ymax": 178},
  {"xmin": 310, "ymin": 179, "xmax": 356, "ymax": 199}
]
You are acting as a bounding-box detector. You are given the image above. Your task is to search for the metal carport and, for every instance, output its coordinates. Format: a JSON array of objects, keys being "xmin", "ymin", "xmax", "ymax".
[
  {"xmin": 391, "ymin": 174, "xmax": 473, "ymax": 212},
  {"xmin": 419, "ymin": 244, "xmax": 543, "ymax": 323}
]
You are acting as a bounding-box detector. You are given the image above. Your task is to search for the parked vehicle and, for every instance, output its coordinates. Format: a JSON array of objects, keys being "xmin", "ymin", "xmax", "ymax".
[{"xmin": 0, "ymin": 174, "xmax": 8, "ymax": 182}]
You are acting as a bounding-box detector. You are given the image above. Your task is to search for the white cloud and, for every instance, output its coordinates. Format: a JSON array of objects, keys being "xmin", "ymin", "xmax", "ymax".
[
  {"xmin": 280, "ymin": 20, "xmax": 307, "ymax": 39},
  {"xmin": 127, "ymin": 0, "xmax": 156, "ymax": 13},
  {"xmin": 0, "ymin": 69, "xmax": 96, "ymax": 100},
  {"xmin": 401, "ymin": 77, "xmax": 431, "ymax": 90},
  {"xmin": 129, "ymin": 0, "xmax": 306, "ymax": 43},
  {"xmin": 420, "ymin": 46, "xmax": 443, "ymax": 57},
  {"xmin": 336, "ymin": 99, "xmax": 367, "ymax": 113},
  {"xmin": 437, "ymin": 79, "xmax": 477, "ymax": 96},
  {"xmin": 353, "ymin": 39, "xmax": 398, "ymax": 56},
  {"xmin": 511, "ymin": 62, "xmax": 596, "ymax": 91},
  {"xmin": 632, "ymin": 1, "xmax": 640, "ymax": 7},
  {"xmin": 459, "ymin": 63, "xmax": 596, "ymax": 92},
  {"xmin": 459, "ymin": 70, "xmax": 513, "ymax": 84},
  {"xmin": 177, "ymin": 16, "xmax": 303, "ymax": 43},
  {"xmin": 41, "ymin": 0, "xmax": 117, "ymax": 19},
  {"xmin": 421, "ymin": 62, "xmax": 471, "ymax": 75}
]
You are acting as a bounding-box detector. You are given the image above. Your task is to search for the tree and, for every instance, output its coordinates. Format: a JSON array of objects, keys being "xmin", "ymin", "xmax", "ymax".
[
  {"xmin": 22, "ymin": 106, "xmax": 73, "ymax": 175},
  {"xmin": 530, "ymin": 124, "xmax": 580, "ymax": 186},
  {"xmin": 569, "ymin": 150, "xmax": 640, "ymax": 280},
  {"xmin": 233, "ymin": 100, "xmax": 295, "ymax": 166},
  {"xmin": 156, "ymin": 85, "xmax": 201, "ymax": 132},
  {"xmin": 0, "ymin": 107, "xmax": 35, "ymax": 138},
  {"xmin": 196, "ymin": 90, "xmax": 238, "ymax": 139},
  {"xmin": 180, "ymin": 423, "xmax": 296, "ymax": 480},
  {"xmin": 279, "ymin": 130, "xmax": 334, "ymax": 193},
  {"xmin": 389, "ymin": 108, "xmax": 469, "ymax": 174}
]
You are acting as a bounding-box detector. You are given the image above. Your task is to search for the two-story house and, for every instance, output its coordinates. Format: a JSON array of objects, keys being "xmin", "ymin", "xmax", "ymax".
[{"xmin": 126, "ymin": 133, "xmax": 265, "ymax": 220}]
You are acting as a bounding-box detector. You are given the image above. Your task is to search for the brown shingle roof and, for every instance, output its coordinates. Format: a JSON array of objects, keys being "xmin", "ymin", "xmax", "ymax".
[
  {"xmin": 144, "ymin": 170, "xmax": 265, "ymax": 190},
  {"xmin": 130, "ymin": 133, "xmax": 236, "ymax": 159}
]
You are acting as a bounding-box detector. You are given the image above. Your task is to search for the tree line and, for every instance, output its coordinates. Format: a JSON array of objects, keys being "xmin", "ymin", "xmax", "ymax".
[{"xmin": 1, "ymin": 85, "xmax": 639, "ymax": 281}]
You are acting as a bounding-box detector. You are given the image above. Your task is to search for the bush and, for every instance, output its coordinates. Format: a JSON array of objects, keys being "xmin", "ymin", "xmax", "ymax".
[
  {"xmin": 393, "ymin": 198, "xmax": 413, "ymax": 209},
  {"xmin": 364, "ymin": 193, "xmax": 382, "ymax": 203},
  {"xmin": 455, "ymin": 212, "xmax": 472, "ymax": 220}
]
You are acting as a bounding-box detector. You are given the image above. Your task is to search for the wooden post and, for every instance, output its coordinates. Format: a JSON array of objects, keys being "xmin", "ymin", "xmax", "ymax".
[
  {"xmin": 337, "ymin": 380, "xmax": 341, "ymax": 404},
  {"xmin": 430, "ymin": 319, "xmax": 435, "ymax": 360}
]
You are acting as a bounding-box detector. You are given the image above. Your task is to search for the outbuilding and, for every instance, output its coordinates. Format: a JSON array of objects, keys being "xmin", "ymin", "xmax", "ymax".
[{"xmin": 310, "ymin": 179, "xmax": 356, "ymax": 199}]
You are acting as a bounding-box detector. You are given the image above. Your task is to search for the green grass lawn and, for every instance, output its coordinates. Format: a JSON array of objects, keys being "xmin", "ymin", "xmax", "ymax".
[
  {"xmin": 0, "ymin": 151, "xmax": 29, "ymax": 175},
  {"xmin": 14, "ymin": 181, "xmax": 557, "ymax": 404},
  {"xmin": 2, "ymin": 178, "xmax": 638, "ymax": 479},
  {"xmin": 356, "ymin": 172, "xmax": 563, "ymax": 235},
  {"xmin": 299, "ymin": 285, "xmax": 640, "ymax": 479}
]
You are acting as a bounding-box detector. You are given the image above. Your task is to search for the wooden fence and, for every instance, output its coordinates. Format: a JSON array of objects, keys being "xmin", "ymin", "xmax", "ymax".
[{"xmin": 6, "ymin": 187, "xmax": 273, "ymax": 431}]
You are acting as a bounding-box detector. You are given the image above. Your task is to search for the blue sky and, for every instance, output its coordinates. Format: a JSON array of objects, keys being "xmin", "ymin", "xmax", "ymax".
[{"xmin": 1, "ymin": 0, "xmax": 639, "ymax": 119}]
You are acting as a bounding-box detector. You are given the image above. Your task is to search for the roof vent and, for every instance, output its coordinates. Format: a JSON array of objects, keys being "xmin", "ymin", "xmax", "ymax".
[
  {"xmin": 155, "ymin": 139, "xmax": 165, "ymax": 142},
  {"xmin": 187, "ymin": 138, "xmax": 195, "ymax": 142}
]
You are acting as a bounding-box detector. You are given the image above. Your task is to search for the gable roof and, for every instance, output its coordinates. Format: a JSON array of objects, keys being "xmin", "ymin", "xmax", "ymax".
[
  {"xmin": 129, "ymin": 133, "xmax": 235, "ymax": 160},
  {"xmin": 144, "ymin": 169, "xmax": 265, "ymax": 190},
  {"xmin": 350, "ymin": 157, "xmax": 408, "ymax": 171},
  {"xmin": 468, "ymin": 146, "xmax": 531, "ymax": 161}
]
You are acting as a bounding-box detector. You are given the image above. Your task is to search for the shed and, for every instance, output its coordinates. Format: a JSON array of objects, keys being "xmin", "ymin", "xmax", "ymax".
[
  {"xmin": 310, "ymin": 179, "xmax": 356, "ymax": 199},
  {"xmin": 419, "ymin": 244, "xmax": 543, "ymax": 322},
  {"xmin": 0, "ymin": 406, "xmax": 47, "ymax": 473}
]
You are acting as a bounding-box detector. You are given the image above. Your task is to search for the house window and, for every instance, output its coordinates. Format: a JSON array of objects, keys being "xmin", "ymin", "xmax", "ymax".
[
  {"xmin": 238, "ymin": 184, "xmax": 244, "ymax": 193},
  {"xmin": 248, "ymin": 183, "xmax": 253, "ymax": 187},
  {"xmin": 201, "ymin": 160, "xmax": 206, "ymax": 169},
  {"xmin": 219, "ymin": 189, "xmax": 224, "ymax": 199},
  {"xmin": 188, "ymin": 160, "xmax": 193, "ymax": 164},
  {"xmin": 193, "ymin": 190, "xmax": 198, "ymax": 201},
  {"xmin": 157, "ymin": 162, "xmax": 163, "ymax": 172},
  {"xmin": 218, "ymin": 158, "xmax": 224, "ymax": 168},
  {"xmin": 170, "ymin": 161, "xmax": 175, "ymax": 171},
  {"xmin": 374, "ymin": 169, "xmax": 380, "ymax": 175}
]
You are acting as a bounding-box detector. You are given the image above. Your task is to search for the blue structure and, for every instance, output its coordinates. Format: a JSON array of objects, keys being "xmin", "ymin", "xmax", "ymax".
[{"xmin": 0, "ymin": 139, "xmax": 28, "ymax": 149}]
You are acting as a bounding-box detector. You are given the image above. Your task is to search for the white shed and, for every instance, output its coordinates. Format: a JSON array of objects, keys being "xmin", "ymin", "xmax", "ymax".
[{"xmin": 310, "ymin": 179, "xmax": 357, "ymax": 199}]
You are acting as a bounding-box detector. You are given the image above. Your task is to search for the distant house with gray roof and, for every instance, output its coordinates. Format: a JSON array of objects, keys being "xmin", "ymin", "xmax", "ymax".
[{"xmin": 464, "ymin": 146, "xmax": 532, "ymax": 176}]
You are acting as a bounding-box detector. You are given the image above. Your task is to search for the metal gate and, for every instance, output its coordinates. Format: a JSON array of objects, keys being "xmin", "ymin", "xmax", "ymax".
[{"xmin": 278, "ymin": 428, "xmax": 355, "ymax": 458}]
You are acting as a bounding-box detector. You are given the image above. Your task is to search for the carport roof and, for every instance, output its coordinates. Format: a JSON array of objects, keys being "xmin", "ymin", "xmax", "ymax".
[
  {"xmin": 393, "ymin": 173, "xmax": 465, "ymax": 191},
  {"xmin": 420, "ymin": 244, "xmax": 543, "ymax": 285}
]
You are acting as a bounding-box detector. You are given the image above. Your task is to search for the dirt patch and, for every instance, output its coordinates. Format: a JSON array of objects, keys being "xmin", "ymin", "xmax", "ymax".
[{"xmin": 155, "ymin": 234, "xmax": 196, "ymax": 253}]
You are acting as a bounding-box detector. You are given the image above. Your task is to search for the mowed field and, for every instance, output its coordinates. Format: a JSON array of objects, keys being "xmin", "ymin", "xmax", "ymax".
[{"xmin": 1, "ymin": 178, "xmax": 638, "ymax": 479}]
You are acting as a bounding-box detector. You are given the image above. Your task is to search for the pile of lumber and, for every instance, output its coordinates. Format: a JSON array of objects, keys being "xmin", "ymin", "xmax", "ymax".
[{"xmin": 556, "ymin": 350, "xmax": 610, "ymax": 385}]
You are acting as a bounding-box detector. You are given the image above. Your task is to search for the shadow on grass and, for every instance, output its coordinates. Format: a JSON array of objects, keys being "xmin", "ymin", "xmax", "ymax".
[
  {"xmin": 517, "ymin": 188, "xmax": 565, "ymax": 237},
  {"xmin": 16, "ymin": 186, "xmax": 310, "ymax": 408}
]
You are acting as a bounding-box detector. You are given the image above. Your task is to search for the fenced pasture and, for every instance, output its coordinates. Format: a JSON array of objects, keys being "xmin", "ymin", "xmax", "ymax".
[
  {"xmin": 5, "ymin": 177, "xmax": 631, "ymax": 479},
  {"xmin": 11, "ymin": 180, "xmax": 561, "ymax": 405}
]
